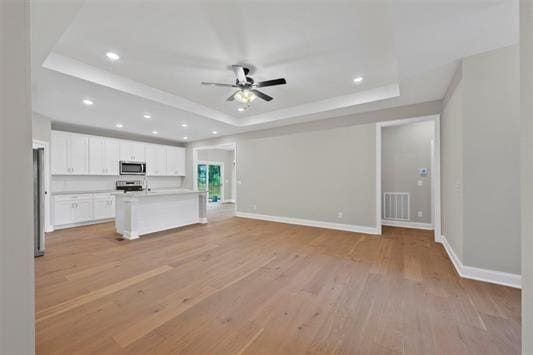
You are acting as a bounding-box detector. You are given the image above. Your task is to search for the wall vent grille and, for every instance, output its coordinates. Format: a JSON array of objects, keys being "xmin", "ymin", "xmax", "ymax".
[{"xmin": 383, "ymin": 192, "xmax": 410, "ymax": 221}]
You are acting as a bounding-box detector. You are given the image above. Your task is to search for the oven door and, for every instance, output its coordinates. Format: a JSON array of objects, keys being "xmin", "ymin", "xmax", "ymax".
[{"xmin": 120, "ymin": 161, "xmax": 146, "ymax": 175}]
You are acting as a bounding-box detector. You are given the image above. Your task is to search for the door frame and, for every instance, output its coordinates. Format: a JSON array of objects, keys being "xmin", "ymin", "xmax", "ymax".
[
  {"xmin": 196, "ymin": 160, "xmax": 225, "ymax": 203},
  {"xmin": 192, "ymin": 142, "xmax": 237, "ymax": 207},
  {"xmin": 32, "ymin": 139, "xmax": 53, "ymax": 232},
  {"xmin": 376, "ymin": 114, "xmax": 441, "ymax": 242}
]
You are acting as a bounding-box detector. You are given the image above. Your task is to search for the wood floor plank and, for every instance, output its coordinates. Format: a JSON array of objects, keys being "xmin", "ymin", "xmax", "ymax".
[{"xmin": 35, "ymin": 208, "xmax": 521, "ymax": 354}]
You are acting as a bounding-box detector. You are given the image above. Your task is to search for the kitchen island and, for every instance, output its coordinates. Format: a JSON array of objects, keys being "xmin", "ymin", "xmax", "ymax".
[{"xmin": 114, "ymin": 189, "xmax": 207, "ymax": 240}]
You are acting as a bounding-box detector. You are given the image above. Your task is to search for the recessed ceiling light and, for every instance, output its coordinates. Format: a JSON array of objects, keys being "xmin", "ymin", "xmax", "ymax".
[
  {"xmin": 115, "ymin": 123, "xmax": 123, "ymax": 128},
  {"xmin": 143, "ymin": 113, "xmax": 151, "ymax": 119},
  {"xmin": 180, "ymin": 123, "xmax": 188, "ymax": 128},
  {"xmin": 183, "ymin": 136, "xmax": 188, "ymax": 140},
  {"xmin": 82, "ymin": 98, "xmax": 94, "ymax": 106},
  {"xmin": 212, "ymin": 130, "xmax": 218, "ymax": 135},
  {"xmin": 152, "ymin": 130, "xmax": 159, "ymax": 135},
  {"xmin": 237, "ymin": 107, "xmax": 246, "ymax": 112},
  {"xmin": 353, "ymin": 76, "xmax": 364, "ymax": 84},
  {"xmin": 106, "ymin": 52, "xmax": 120, "ymax": 61}
]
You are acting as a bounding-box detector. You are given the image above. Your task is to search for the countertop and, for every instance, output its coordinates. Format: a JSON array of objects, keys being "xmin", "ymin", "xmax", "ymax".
[
  {"xmin": 51, "ymin": 190, "xmax": 116, "ymax": 196},
  {"xmin": 113, "ymin": 189, "xmax": 207, "ymax": 198}
]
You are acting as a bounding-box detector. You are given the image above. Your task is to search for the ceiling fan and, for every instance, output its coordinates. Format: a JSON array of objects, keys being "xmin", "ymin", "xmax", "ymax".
[{"xmin": 201, "ymin": 65, "xmax": 286, "ymax": 105}]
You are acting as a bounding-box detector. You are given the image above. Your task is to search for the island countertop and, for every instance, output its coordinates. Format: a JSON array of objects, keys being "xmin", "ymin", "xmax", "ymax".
[{"xmin": 113, "ymin": 189, "xmax": 207, "ymax": 198}]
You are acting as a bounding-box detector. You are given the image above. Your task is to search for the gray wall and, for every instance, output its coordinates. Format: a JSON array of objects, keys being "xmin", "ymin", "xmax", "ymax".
[
  {"xmin": 441, "ymin": 70, "xmax": 465, "ymax": 260},
  {"xmin": 520, "ymin": 1, "xmax": 533, "ymax": 352},
  {"xmin": 197, "ymin": 149, "xmax": 234, "ymax": 201},
  {"xmin": 0, "ymin": 1, "xmax": 36, "ymax": 353},
  {"xmin": 236, "ymin": 124, "xmax": 376, "ymax": 227},
  {"xmin": 32, "ymin": 112, "xmax": 52, "ymax": 142},
  {"xmin": 462, "ymin": 45, "xmax": 521, "ymax": 274},
  {"xmin": 185, "ymin": 102, "xmax": 442, "ymax": 230},
  {"xmin": 441, "ymin": 45, "xmax": 521, "ymax": 275},
  {"xmin": 382, "ymin": 121, "xmax": 434, "ymax": 224}
]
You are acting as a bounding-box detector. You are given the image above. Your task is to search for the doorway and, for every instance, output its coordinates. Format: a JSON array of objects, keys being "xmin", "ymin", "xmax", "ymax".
[
  {"xmin": 376, "ymin": 115, "xmax": 441, "ymax": 242},
  {"xmin": 197, "ymin": 162, "xmax": 224, "ymax": 203},
  {"xmin": 192, "ymin": 143, "xmax": 237, "ymax": 221}
]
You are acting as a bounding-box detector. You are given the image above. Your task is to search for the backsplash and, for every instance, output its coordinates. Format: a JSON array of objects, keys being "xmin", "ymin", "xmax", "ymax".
[{"xmin": 51, "ymin": 175, "xmax": 183, "ymax": 193}]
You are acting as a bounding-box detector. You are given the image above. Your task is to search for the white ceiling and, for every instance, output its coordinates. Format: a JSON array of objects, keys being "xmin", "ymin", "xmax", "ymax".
[{"xmin": 31, "ymin": 0, "xmax": 518, "ymax": 142}]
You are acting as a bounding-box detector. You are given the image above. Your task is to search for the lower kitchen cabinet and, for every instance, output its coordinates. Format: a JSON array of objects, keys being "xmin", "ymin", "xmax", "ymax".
[
  {"xmin": 93, "ymin": 193, "xmax": 115, "ymax": 220},
  {"xmin": 53, "ymin": 193, "xmax": 115, "ymax": 228}
]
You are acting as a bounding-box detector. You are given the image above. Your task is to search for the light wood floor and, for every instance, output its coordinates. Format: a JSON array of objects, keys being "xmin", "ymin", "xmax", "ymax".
[{"xmin": 36, "ymin": 215, "xmax": 521, "ymax": 354}]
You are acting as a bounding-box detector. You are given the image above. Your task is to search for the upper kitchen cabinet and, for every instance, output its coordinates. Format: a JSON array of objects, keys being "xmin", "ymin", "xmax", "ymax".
[
  {"xmin": 119, "ymin": 140, "xmax": 145, "ymax": 162},
  {"xmin": 89, "ymin": 137, "xmax": 120, "ymax": 175},
  {"xmin": 145, "ymin": 144, "xmax": 167, "ymax": 176},
  {"xmin": 51, "ymin": 131, "xmax": 89, "ymax": 175},
  {"xmin": 166, "ymin": 147, "xmax": 186, "ymax": 176}
]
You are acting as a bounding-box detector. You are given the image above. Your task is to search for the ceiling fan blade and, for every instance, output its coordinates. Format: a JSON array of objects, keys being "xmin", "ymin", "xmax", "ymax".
[
  {"xmin": 251, "ymin": 89, "xmax": 273, "ymax": 102},
  {"xmin": 201, "ymin": 82, "xmax": 239, "ymax": 87},
  {"xmin": 232, "ymin": 65, "xmax": 247, "ymax": 85},
  {"xmin": 254, "ymin": 78, "xmax": 286, "ymax": 88},
  {"xmin": 226, "ymin": 91, "xmax": 238, "ymax": 101}
]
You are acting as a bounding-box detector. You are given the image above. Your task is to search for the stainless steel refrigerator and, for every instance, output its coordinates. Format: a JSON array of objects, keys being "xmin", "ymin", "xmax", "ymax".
[{"xmin": 33, "ymin": 148, "xmax": 45, "ymax": 256}]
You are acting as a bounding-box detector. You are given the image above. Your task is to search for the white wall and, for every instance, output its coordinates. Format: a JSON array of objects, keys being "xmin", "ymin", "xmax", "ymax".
[
  {"xmin": 0, "ymin": 0, "xmax": 35, "ymax": 353},
  {"xmin": 441, "ymin": 45, "xmax": 521, "ymax": 276},
  {"xmin": 382, "ymin": 121, "xmax": 434, "ymax": 224},
  {"xmin": 520, "ymin": 1, "xmax": 533, "ymax": 352}
]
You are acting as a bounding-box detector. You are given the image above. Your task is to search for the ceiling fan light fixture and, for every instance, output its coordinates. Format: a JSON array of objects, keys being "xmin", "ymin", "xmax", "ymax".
[{"xmin": 234, "ymin": 90, "xmax": 256, "ymax": 104}]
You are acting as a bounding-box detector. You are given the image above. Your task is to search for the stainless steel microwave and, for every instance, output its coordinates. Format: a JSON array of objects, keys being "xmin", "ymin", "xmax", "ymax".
[{"xmin": 119, "ymin": 161, "xmax": 146, "ymax": 175}]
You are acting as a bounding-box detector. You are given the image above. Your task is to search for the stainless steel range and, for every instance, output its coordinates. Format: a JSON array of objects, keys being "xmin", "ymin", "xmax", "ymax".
[{"xmin": 116, "ymin": 180, "xmax": 144, "ymax": 192}]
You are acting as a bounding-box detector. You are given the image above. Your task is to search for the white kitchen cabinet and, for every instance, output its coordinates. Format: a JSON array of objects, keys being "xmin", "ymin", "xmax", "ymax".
[
  {"xmin": 166, "ymin": 147, "xmax": 186, "ymax": 176},
  {"xmin": 51, "ymin": 131, "xmax": 69, "ymax": 174},
  {"xmin": 53, "ymin": 194, "xmax": 93, "ymax": 226},
  {"xmin": 146, "ymin": 144, "xmax": 167, "ymax": 176},
  {"xmin": 119, "ymin": 140, "xmax": 145, "ymax": 162},
  {"xmin": 89, "ymin": 137, "xmax": 120, "ymax": 175},
  {"xmin": 93, "ymin": 193, "xmax": 115, "ymax": 220},
  {"xmin": 51, "ymin": 131, "xmax": 89, "ymax": 175}
]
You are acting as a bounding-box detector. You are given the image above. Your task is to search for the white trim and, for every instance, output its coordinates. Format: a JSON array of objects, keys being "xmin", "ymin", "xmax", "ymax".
[
  {"xmin": 376, "ymin": 114, "xmax": 441, "ymax": 242},
  {"xmin": 381, "ymin": 220, "xmax": 433, "ymax": 230},
  {"xmin": 235, "ymin": 211, "xmax": 379, "ymax": 235},
  {"xmin": 440, "ymin": 235, "xmax": 522, "ymax": 289},
  {"xmin": 375, "ymin": 126, "xmax": 382, "ymax": 235},
  {"xmin": 222, "ymin": 199, "xmax": 236, "ymax": 203}
]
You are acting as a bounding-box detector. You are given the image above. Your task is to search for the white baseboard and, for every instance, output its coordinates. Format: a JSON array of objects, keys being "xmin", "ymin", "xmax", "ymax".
[
  {"xmin": 53, "ymin": 218, "xmax": 114, "ymax": 230},
  {"xmin": 439, "ymin": 235, "xmax": 521, "ymax": 289},
  {"xmin": 381, "ymin": 220, "xmax": 433, "ymax": 230},
  {"xmin": 235, "ymin": 211, "xmax": 379, "ymax": 235}
]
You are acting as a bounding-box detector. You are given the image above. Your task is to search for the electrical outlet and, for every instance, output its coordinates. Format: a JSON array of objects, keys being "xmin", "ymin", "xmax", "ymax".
[
  {"xmin": 418, "ymin": 211, "xmax": 423, "ymax": 217},
  {"xmin": 253, "ymin": 204, "xmax": 257, "ymax": 211},
  {"xmin": 237, "ymin": 180, "xmax": 242, "ymax": 185},
  {"xmin": 337, "ymin": 212, "xmax": 343, "ymax": 219},
  {"xmin": 417, "ymin": 180, "xmax": 423, "ymax": 186}
]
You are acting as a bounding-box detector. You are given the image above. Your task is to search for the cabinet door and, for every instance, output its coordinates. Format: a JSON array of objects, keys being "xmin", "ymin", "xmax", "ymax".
[
  {"xmin": 69, "ymin": 134, "xmax": 89, "ymax": 175},
  {"xmin": 166, "ymin": 147, "xmax": 186, "ymax": 176},
  {"xmin": 146, "ymin": 144, "xmax": 166, "ymax": 175},
  {"xmin": 51, "ymin": 131, "xmax": 70, "ymax": 175},
  {"xmin": 89, "ymin": 137, "xmax": 105, "ymax": 175},
  {"xmin": 93, "ymin": 199, "xmax": 114, "ymax": 219},
  {"xmin": 119, "ymin": 141, "xmax": 145, "ymax": 162},
  {"xmin": 73, "ymin": 199, "xmax": 93, "ymax": 222},
  {"xmin": 54, "ymin": 200, "xmax": 74, "ymax": 225},
  {"xmin": 104, "ymin": 139, "xmax": 120, "ymax": 175}
]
